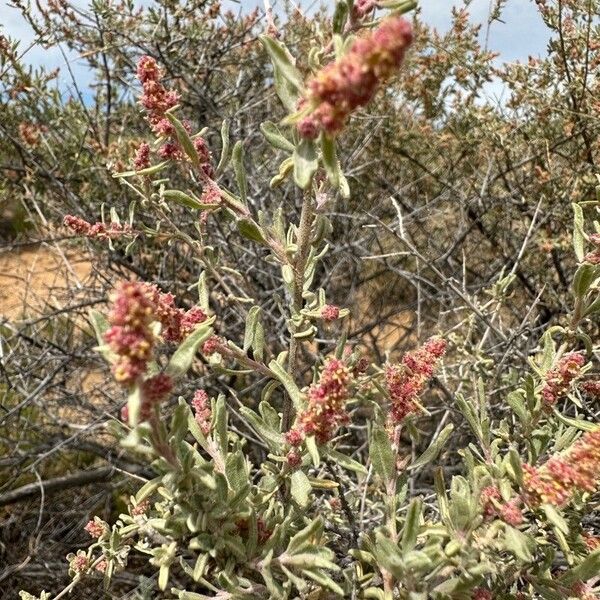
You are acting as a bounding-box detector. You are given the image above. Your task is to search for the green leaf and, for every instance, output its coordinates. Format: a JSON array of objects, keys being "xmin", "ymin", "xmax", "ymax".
[
  {"xmin": 332, "ymin": 1, "xmax": 349, "ymax": 33},
  {"xmin": 113, "ymin": 161, "xmax": 169, "ymax": 178},
  {"xmin": 197, "ymin": 272, "xmax": 209, "ymax": 311},
  {"xmin": 127, "ymin": 385, "xmax": 142, "ymax": 426},
  {"xmin": 166, "ymin": 318, "xmax": 214, "ymax": 378},
  {"xmin": 163, "ymin": 189, "xmax": 215, "ymax": 211},
  {"xmin": 243, "ymin": 306, "xmax": 261, "ymax": 352},
  {"xmin": 301, "ymin": 569, "xmax": 344, "ymax": 596},
  {"xmin": 166, "ymin": 112, "xmax": 199, "ymax": 165},
  {"xmin": 291, "ymin": 470, "xmax": 312, "ymax": 508},
  {"xmin": 572, "ymin": 203, "xmax": 585, "ymax": 262},
  {"xmin": 232, "ymin": 141, "xmax": 248, "ymax": 203},
  {"xmin": 326, "ymin": 449, "xmax": 368, "ymax": 475},
  {"xmin": 567, "ymin": 549, "xmax": 600, "ymax": 583},
  {"xmin": 321, "ymin": 135, "xmax": 339, "ymax": 187},
  {"xmin": 305, "ymin": 435, "xmax": 320, "ymax": 467},
  {"xmin": 293, "ymin": 139, "xmax": 318, "ymax": 189},
  {"xmin": 401, "ymin": 498, "xmax": 422, "ymax": 554},
  {"xmin": 572, "ymin": 263, "xmax": 599, "ymax": 298},
  {"xmin": 543, "ymin": 503, "xmax": 569, "ymax": 534},
  {"xmin": 369, "ymin": 425, "xmax": 396, "ymax": 484},
  {"xmin": 553, "ymin": 410, "xmax": 598, "ymax": 432},
  {"xmin": 259, "ymin": 35, "xmax": 303, "ymax": 111},
  {"xmin": 261, "ymin": 121, "xmax": 295, "ymax": 152},
  {"xmin": 268, "ymin": 360, "xmax": 304, "ymax": 410},
  {"xmin": 239, "ymin": 407, "xmax": 283, "ymax": 449},
  {"xmin": 504, "ymin": 526, "xmax": 533, "ymax": 562},
  {"xmin": 215, "ymin": 395, "xmax": 228, "ymax": 457},
  {"xmin": 88, "ymin": 309, "xmax": 109, "ymax": 345},
  {"xmin": 238, "ymin": 219, "xmax": 267, "ymax": 244},
  {"xmin": 455, "ymin": 393, "xmax": 482, "ymax": 440},
  {"xmin": 410, "ymin": 424, "xmax": 454, "ymax": 470},
  {"xmin": 506, "ymin": 390, "xmax": 529, "ymax": 423},
  {"xmin": 216, "ymin": 119, "xmax": 230, "ymax": 174},
  {"xmin": 287, "ymin": 517, "xmax": 322, "ymax": 554}
]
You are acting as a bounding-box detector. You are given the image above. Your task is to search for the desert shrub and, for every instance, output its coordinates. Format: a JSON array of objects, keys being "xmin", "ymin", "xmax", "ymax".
[{"xmin": 12, "ymin": 1, "xmax": 600, "ymax": 599}]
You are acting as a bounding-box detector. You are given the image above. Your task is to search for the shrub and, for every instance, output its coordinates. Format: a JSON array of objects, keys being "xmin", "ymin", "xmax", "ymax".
[{"xmin": 10, "ymin": 1, "xmax": 600, "ymax": 599}]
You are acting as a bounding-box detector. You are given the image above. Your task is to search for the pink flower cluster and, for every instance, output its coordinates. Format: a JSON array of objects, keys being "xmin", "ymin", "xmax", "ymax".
[
  {"xmin": 321, "ymin": 304, "xmax": 340, "ymax": 321},
  {"xmin": 104, "ymin": 282, "xmax": 157, "ymax": 386},
  {"xmin": 480, "ymin": 486, "xmax": 524, "ymax": 526},
  {"xmin": 143, "ymin": 284, "xmax": 208, "ymax": 343},
  {"xmin": 286, "ymin": 358, "xmax": 353, "ymax": 445},
  {"xmin": 134, "ymin": 141, "xmax": 151, "ymax": 170},
  {"xmin": 64, "ymin": 215, "xmax": 133, "ymax": 239},
  {"xmin": 137, "ymin": 55, "xmax": 179, "ymax": 139},
  {"xmin": 385, "ymin": 337, "xmax": 447, "ymax": 426},
  {"xmin": 571, "ymin": 582, "xmax": 598, "ymax": 600},
  {"xmin": 353, "ymin": 0, "xmax": 378, "ymax": 19},
  {"xmin": 131, "ymin": 499, "xmax": 150, "ymax": 516},
  {"xmin": 136, "ymin": 56, "xmax": 214, "ymax": 178},
  {"xmin": 191, "ymin": 390, "xmax": 212, "ymax": 435},
  {"xmin": 471, "ymin": 589, "xmax": 493, "ymax": 600},
  {"xmin": 581, "ymin": 380, "xmax": 600, "ymax": 398},
  {"xmin": 541, "ymin": 352, "xmax": 585, "ymax": 407},
  {"xmin": 297, "ymin": 16, "xmax": 413, "ymax": 138},
  {"xmin": 583, "ymin": 233, "xmax": 600, "ymax": 264},
  {"xmin": 523, "ymin": 428, "xmax": 600, "ymax": 508},
  {"xmin": 84, "ymin": 518, "xmax": 107, "ymax": 539}
]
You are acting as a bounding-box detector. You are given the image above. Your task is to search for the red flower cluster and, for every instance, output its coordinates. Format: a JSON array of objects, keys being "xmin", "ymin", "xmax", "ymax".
[
  {"xmin": 142, "ymin": 284, "xmax": 208, "ymax": 343},
  {"xmin": 134, "ymin": 141, "xmax": 151, "ymax": 170},
  {"xmin": 571, "ymin": 582, "xmax": 598, "ymax": 600},
  {"xmin": 385, "ymin": 337, "xmax": 447, "ymax": 425},
  {"xmin": 541, "ymin": 352, "xmax": 585, "ymax": 407},
  {"xmin": 480, "ymin": 486, "xmax": 524, "ymax": 526},
  {"xmin": 64, "ymin": 215, "xmax": 133, "ymax": 239},
  {"xmin": 137, "ymin": 55, "xmax": 179, "ymax": 138},
  {"xmin": 191, "ymin": 390, "xmax": 212, "ymax": 435},
  {"xmin": 84, "ymin": 518, "xmax": 107, "ymax": 538},
  {"xmin": 321, "ymin": 304, "xmax": 340, "ymax": 321},
  {"xmin": 104, "ymin": 282, "xmax": 157, "ymax": 386},
  {"xmin": 202, "ymin": 335, "xmax": 222, "ymax": 356},
  {"xmin": 583, "ymin": 533, "xmax": 600, "ymax": 552},
  {"xmin": 131, "ymin": 499, "xmax": 150, "ymax": 516},
  {"xmin": 583, "ymin": 233, "xmax": 600, "ymax": 264},
  {"xmin": 523, "ymin": 429, "xmax": 600, "ymax": 508},
  {"xmin": 136, "ymin": 56, "xmax": 214, "ymax": 178},
  {"xmin": 581, "ymin": 380, "xmax": 600, "ymax": 398},
  {"xmin": 353, "ymin": 0, "xmax": 377, "ymax": 19},
  {"xmin": 471, "ymin": 589, "xmax": 493, "ymax": 600},
  {"xmin": 297, "ymin": 16, "xmax": 413, "ymax": 138},
  {"xmin": 286, "ymin": 358, "xmax": 353, "ymax": 445}
]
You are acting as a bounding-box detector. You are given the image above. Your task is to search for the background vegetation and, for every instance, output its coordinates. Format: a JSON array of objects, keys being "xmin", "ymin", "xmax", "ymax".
[{"xmin": 1, "ymin": 0, "xmax": 599, "ymax": 597}]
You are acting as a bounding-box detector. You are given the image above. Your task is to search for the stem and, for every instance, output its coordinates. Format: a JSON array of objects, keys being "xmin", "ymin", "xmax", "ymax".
[{"xmin": 282, "ymin": 189, "xmax": 314, "ymax": 431}]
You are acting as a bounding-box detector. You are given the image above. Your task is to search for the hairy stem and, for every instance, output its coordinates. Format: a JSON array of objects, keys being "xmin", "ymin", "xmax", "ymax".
[{"xmin": 282, "ymin": 189, "xmax": 314, "ymax": 431}]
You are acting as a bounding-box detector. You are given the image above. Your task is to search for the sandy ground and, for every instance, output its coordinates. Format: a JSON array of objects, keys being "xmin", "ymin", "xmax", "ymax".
[{"xmin": 0, "ymin": 244, "xmax": 93, "ymax": 322}]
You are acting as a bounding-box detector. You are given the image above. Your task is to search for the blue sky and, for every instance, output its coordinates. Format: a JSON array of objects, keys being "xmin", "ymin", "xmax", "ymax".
[{"xmin": 1, "ymin": 0, "xmax": 549, "ymax": 102}]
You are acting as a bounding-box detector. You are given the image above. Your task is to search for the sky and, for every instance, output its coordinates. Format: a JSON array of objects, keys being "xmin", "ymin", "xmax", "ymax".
[{"xmin": 0, "ymin": 0, "xmax": 550, "ymax": 102}]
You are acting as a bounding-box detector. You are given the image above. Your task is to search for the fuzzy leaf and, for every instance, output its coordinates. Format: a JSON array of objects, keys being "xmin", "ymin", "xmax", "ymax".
[
  {"xmin": 291, "ymin": 470, "xmax": 312, "ymax": 508},
  {"xmin": 261, "ymin": 121, "xmax": 295, "ymax": 152},
  {"xmin": 410, "ymin": 424, "xmax": 454, "ymax": 470},
  {"xmin": 572, "ymin": 203, "xmax": 585, "ymax": 262},
  {"xmin": 166, "ymin": 318, "xmax": 214, "ymax": 378},
  {"xmin": 268, "ymin": 360, "xmax": 304, "ymax": 410},
  {"xmin": 401, "ymin": 498, "xmax": 422, "ymax": 554},
  {"xmin": 293, "ymin": 139, "xmax": 318, "ymax": 189},
  {"xmin": 370, "ymin": 425, "xmax": 395, "ymax": 484},
  {"xmin": 232, "ymin": 141, "xmax": 248, "ymax": 203},
  {"xmin": 216, "ymin": 119, "xmax": 230, "ymax": 174}
]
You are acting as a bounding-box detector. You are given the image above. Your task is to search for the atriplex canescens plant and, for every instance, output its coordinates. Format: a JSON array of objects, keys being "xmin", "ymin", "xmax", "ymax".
[{"xmin": 23, "ymin": 1, "xmax": 600, "ymax": 599}]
